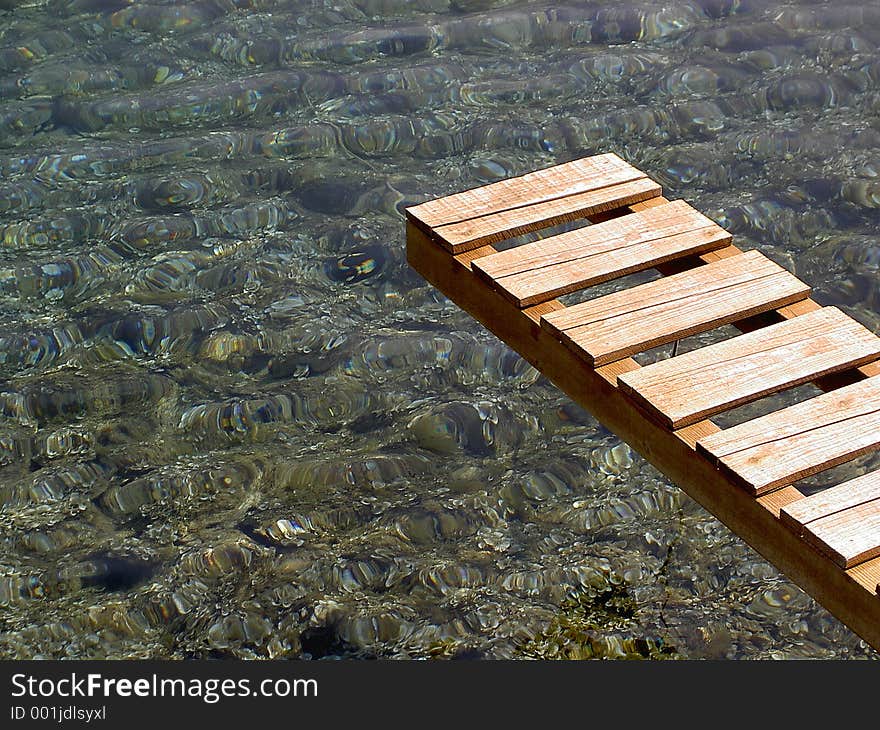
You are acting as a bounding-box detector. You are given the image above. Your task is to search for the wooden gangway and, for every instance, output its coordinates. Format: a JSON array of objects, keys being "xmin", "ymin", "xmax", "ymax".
[{"xmin": 405, "ymin": 153, "xmax": 880, "ymax": 651}]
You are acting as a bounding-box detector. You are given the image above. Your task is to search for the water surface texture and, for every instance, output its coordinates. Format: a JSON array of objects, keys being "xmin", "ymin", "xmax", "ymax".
[{"xmin": 1, "ymin": 0, "xmax": 879, "ymax": 659}]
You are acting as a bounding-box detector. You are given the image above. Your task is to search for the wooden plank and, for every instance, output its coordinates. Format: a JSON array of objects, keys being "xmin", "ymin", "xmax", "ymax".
[
  {"xmin": 618, "ymin": 306, "xmax": 880, "ymax": 428},
  {"xmin": 628, "ymin": 197, "xmax": 670, "ymax": 212},
  {"xmin": 758, "ymin": 486, "xmax": 806, "ymax": 519},
  {"xmin": 541, "ymin": 250, "xmax": 785, "ymax": 332},
  {"xmin": 541, "ymin": 250, "xmax": 811, "ymax": 367},
  {"xmin": 429, "ymin": 177, "xmax": 661, "ymax": 253},
  {"xmin": 802, "ymin": 499, "xmax": 880, "ymax": 569},
  {"xmin": 471, "ymin": 199, "xmax": 719, "ymax": 281},
  {"xmin": 697, "ymin": 375, "xmax": 880, "ymax": 495},
  {"xmin": 472, "ymin": 200, "xmax": 732, "ymax": 307},
  {"xmin": 698, "ymin": 374, "xmax": 880, "ymax": 463},
  {"xmin": 406, "ymin": 152, "xmax": 640, "ymax": 230},
  {"xmin": 781, "ymin": 470, "xmax": 880, "ymax": 531},
  {"xmin": 782, "ymin": 470, "xmax": 880, "ymax": 569},
  {"xmin": 847, "ymin": 558, "xmax": 880, "ymax": 595},
  {"xmin": 407, "ymin": 217, "xmax": 880, "ymax": 654}
]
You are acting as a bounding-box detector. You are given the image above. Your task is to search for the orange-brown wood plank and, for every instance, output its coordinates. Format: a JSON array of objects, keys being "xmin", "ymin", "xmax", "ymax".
[
  {"xmin": 471, "ymin": 200, "xmax": 732, "ymax": 307},
  {"xmin": 805, "ymin": 503, "xmax": 880, "ymax": 569},
  {"xmin": 430, "ymin": 177, "xmax": 661, "ymax": 253},
  {"xmin": 407, "ymin": 153, "xmax": 635, "ymax": 228},
  {"xmin": 540, "ymin": 250, "xmax": 811, "ymax": 367},
  {"xmin": 697, "ymin": 375, "xmax": 880, "ymax": 495},
  {"xmin": 780, "ymin": 470, "xmax": 880, "ymax": 568},
  {"xmin": 846, "ymin": 557, "xmax": 880, "ymax": 597},
  {"xmin": 782, "ymin": 470, "xmax": 880, "ymax": 530},
  {"xmin": 618, "ymin": 306, "xmax": 880, "ymax": 429}
]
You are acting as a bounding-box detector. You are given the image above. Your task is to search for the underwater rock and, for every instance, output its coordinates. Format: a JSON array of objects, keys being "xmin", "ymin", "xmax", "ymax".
[
  {"xmin": 264, "ymin": 324, "xmax": 350, "ymax": 378},
  {"xmin": 95, "ymin": 304, "xmax": 229, "ymax": 358},
  {"xmin": 32, "ymin": 426, "xmax": 96, "ymax": 465},
  {"xmin": 0, "ymin": 30, "xmax": 76, "ymax": 74},
  {"xmin": 120, "ymin": 200, "xmax": 288, "ymax": 248},
  {"xmin": 0, "ymin": 59, "xmax": 186, "ymax": 100},
  {"xmin": 54, "ymin": 71, "xmax": 322, "ymax": 133},
  {"xmin": 347, "ymin": 332, "xmax": 538, "ymax": 387},
  {"xmin": 774, "ymin": 5, "xmax": 880, "ymax": 32},
  {"xmin": 655, "ymin": 61, "xmax": 752, "ymax": 97},
  {"xmin": 688, "ymin": 21, "xmax": 793, "ymax": 51},
  {"xmin": 125, "ymin": 250, "xmax": 228, "ymax": 299},
  {"xmin": 277, "ymin": 450, "xmax": 432, "ymax": 493},
  {"xmin": 0, "ymin": 99, "xmax": 54, "ymax": 141},
  {"xmin": 244, "ymin": 502, "xmax": 375, "ymax": 547},
  {"xmin": 405, "ymin": 561, "xmax": 496, "ymax": 597},
  {"xmin": 257, "ymin": 124, "xmax": 340, "ymax": 159},
  {"xmin": 842, "ymin": 178, "xmax": 880, "ymax": 208},
  {"xmin": 100, "ymin": 458, "xmax": 267, "ymax": 516},
  {"xmin": 133, "ymin": 172, "xmax": 237, "ymax": 212},
  {"xmin": 499, "ymin": 457, "xmax": 599, "ymax": 507},
  {"xmin": 0, "ymin": 212, "xmax": 111, "ymax": 250},
  {"xmin": 177, "ymin": 381, "xmax": 382, "ymax": 444},
  {"xmin": 711, "ymin": 195, "xmax": 836, "ymax": 247},
  {"xmin": 758, "ymin": 72, "xmax": 857, "ymax": 111},
  {"xmin": 0, "ymin": 324, "xmax": 84, "ymax": 375},
  {"xmin": 392, "ymin": 504, "xmax": 479, "ymax": 544},
  {"xmin": 407, "ymin": 400, "xmax": 533, "ymax": 457},
  {"xmin": 0, "ymin": 460, "xmax": 117, "ymax": 509},
  {"xmin": 0, "ymin": 554, "xmax": 155, "ymax": 606},
  {"xmin": 0, "ymin": 245, "xmax": 124, "ymax": 301},
  {"xmin": 0, "ymin": 371, "xmax": 173, "ymax": 428},
  {"xmin": 0, "ymin": 180, "xmax": 80, "ymax": 217},
  {"xmin": 107, "ymin": 1, "xmax": 235, "ymax": 34},
  {"xmin": 654, "ymin": 146, "xmax": 755, "ymax": 190}
]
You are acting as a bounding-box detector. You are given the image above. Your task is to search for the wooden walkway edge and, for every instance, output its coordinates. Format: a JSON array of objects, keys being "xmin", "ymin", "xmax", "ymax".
[{"xmin": 405, "ymin": 153, "xmax": 880, "ymax": 651}]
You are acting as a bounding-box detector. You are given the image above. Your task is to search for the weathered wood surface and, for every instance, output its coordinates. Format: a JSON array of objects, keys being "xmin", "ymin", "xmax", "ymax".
[
  {"xmin": 472, "ymin": 199, "xmax": 731, "ymax": 307},
  {"xmin": 781, "ymin": 471, "xmax": 880, "ymax": 568},
  {"xmin": 541, "ymin": 250, "xmax": 811, "ymax": 366},
  {"xmin": 697, "ymin": 376, "xmax": 880, "ymax": 496},
  {"xmin": 619, "ymin": 306, "xmax": 880, "ymax": 428},
  {"xmin": 406, "ymin": 153, "xmax": 660, "ymax": 253}
]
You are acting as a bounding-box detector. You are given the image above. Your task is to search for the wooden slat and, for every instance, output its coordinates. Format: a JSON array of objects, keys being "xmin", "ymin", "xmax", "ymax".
[
  {"xmin": 541, "ymin": 250, "xmax": 811, "ymax": 367},
  {"xmin": 758, "ymin": 486, "xmax": 806, "ymax": 519},
  {"xmin": 618, "ymin": 307, "xmax": 880, "ymax": 428},
  {"xmin": 472, "ymin": 200, "xmax": 732, "ymax": 307},
  {"xmin": 472, "ymin": 199, "xmax": 719, "ymax": 280},
  {"xmin": 779, "ymin": 470, "xmax": 880, "ymax": 569},
  {"xmin": 846, "ymin": 557, "xmax": 880, "ymax": 595},
  {"xmin": 697, "ymin": 375, "xmax": 880, "ymax": 495},
  {"xmin": 430, "ymin": 177, "xmax": 661, "ymax": 253},
  {"xmin": 781, "ymin": 470, "xmax": 880, "ymax": 531},
  {"xmin": 804, "ymin": 502, "xmax": 880, "ymax": 569},
  {"xmin": 407, "ymin": 153, "xmax": 639, "ymax": 229}
]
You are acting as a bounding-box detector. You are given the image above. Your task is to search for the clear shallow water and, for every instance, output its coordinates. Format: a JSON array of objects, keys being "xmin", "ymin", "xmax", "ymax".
[{"xmin": 0, "ymin": 0, "xmax": 878, "ymax": 660}]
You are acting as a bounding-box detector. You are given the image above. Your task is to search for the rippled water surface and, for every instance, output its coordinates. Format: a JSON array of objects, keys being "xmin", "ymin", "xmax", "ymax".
[{"xmin": 1, "ymin": 0, "xmax": 879, "ymax": 659}]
